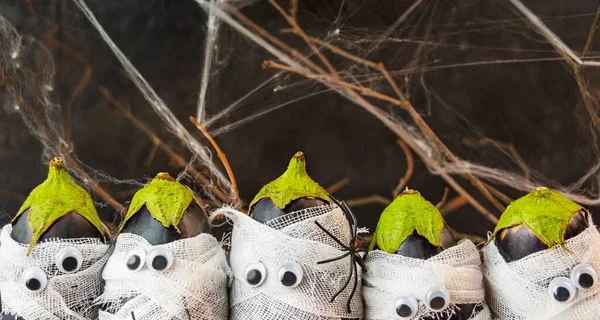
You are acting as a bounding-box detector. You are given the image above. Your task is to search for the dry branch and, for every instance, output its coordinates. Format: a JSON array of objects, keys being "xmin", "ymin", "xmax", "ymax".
[{"xmin": 393, "ymin": 139, "xmax": 414, "ymax": 197}]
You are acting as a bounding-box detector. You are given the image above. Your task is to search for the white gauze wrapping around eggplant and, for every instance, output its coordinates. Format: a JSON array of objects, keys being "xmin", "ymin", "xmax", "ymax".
[
  {"xmin": 483, "ymin": 221, "xmax": 600, "ymax": 320},
  {"xmin": 0, "ymin": 224, "xmax": 111, "ymax": 320},
  {"xmin": 363, "ymin": 239, "xmax": 491, "ymax": 320},
  {"xmin": 96, "ymin": 232, "xmax": 230, "ymax": 320},
  {"xmin": 212, "ymin": 204, "xmax": 364, "ymax": 320}
]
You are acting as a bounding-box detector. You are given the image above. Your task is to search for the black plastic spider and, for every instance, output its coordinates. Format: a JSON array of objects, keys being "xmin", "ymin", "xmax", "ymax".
[{"xmin": 314, "ymin": 195, "xmax": 366, "ymax": 314}]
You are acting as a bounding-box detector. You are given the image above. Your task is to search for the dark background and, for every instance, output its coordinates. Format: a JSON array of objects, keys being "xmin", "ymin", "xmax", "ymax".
[{"xmin": 1, "ymin": 0, "xmax": 599, "ymax": 237}]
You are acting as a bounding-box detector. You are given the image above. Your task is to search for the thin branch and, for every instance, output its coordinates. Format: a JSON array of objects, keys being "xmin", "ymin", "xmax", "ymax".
[
  {"xmin": 483, "ymin": 183, "xmax": 514, "ymax": 205},
  {"xmin": 268, "ymin": 0, "xmax": 338, "ymax": 76},
  {"xmin": 0, "ymin": 190, "xmax": 27, "ymax": 203},
  {"xmin": 435, "ymin": 187, "xmax": 450, "ymax": 209},
  {"xmin": 225, "ymin": 3, "xmax": 327, "ymax": 74},
  {"xmin": 190, "ymin": 116, "xmax": 240, "ymax": 206},
  {"xmin": 582, "ymin": 4, "xmax": 600, "ymax": 58},
  {"xmin": 392, "ymin": 139, "xmax": 414, "ymax": 197},
  {"xmin": 509, "ymin": 0, "xmax": 600, "ymax": 132},
  {"xmin": 439, "ymin": 195, "xmax": 467, "ymax": 216},
  {"xmin": 24, "ymin": 0, "xmax": 37, "ymax": 20},
  {"xmin": 463, "ymin": 137, "xmax": 531, "ymax": 181},
  {"xmin": 346, "ymin": 195, "xmax": 391, "ymax": 207},
  {"xmin": 326, "ymin": 177, "xmax": 351, "ymax": 194},
  {"xmin": 199, "ymin": 0, "xmax": 499, "ymax": 223},
  {"xmin": 99, "ymin": 87, "xmax": 231, "ymax": 203},
  {"xmin": 289, "ymin": 0, "xmax": 298, "ymax": 20},
  {"xmin": 145, "ymin": 140, "xmax": 160, "ymax": 168},
  {"xmin": 366, "ymin": 0, "xmax": 425, "ymax": 54},
  {"xmin": 43, "ymin": 37, "xmax": 92, "ymax": 142}
]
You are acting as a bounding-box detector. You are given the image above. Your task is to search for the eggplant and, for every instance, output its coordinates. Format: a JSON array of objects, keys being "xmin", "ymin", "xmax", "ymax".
[
  {"xmin": 98, "ymin": 172, "xmax": 222, "ymax": 319},
  {"xmin": 493, "ymin": 187, "xmax": 589, "ymax": 262},
  {"xmin": 1, "ymin": 157, "xmax": 107, "ymax": 320},
  {"xmin": 368, "ymin": 189, "xmax": 484, "ymax": 320},
  {"xmin": 248, "ymin": 151, "xmax": 330, "ymax": 223},
  {"xmin": 236, "ymin": 151, "xmax": 360, "ymax": 320}
]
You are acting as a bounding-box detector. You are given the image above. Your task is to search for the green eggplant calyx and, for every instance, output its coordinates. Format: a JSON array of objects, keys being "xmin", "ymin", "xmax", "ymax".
[
  {"xmin": 248, "ymin": 151, "xmax": 330, "ymax": 211},
  {"xmin": 119, "ymin": 172, "xmax": 195, "ymax": 233},
  {"xmin": 492, "ymin": 187, "xmax": 587, "ymax": 248},
  {"xmin": 13, "ymin": 157, "xmax": 104, "ymax": 255},
  {"xmin": 369, "ymin": 189, "xmax": 445, "ymax": 252}
]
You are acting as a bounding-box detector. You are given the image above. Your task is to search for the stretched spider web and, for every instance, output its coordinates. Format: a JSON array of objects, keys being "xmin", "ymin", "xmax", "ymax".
[{"xmin": 0, "ymin": 0, "xmax": 599, "ymax": 237}]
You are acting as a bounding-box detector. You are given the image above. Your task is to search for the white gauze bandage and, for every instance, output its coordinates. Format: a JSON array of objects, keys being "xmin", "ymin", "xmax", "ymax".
[
  {"xmin": 0, "ymin": 224, "xmax": 111, "ymax": 320},
  {"xmin": 97, "ymin": 231, "xmax": 230, "ymax": 320},
  {"xmin": 363, "ymin": 239, "xmax": 491, "ymax": 320},
  {"xmin": 483, "ymin": 223, "xmax": 600, "ymax": 320},
  {"xmin": 213, "ymin": 204, "xmax": 364, "ymax": 320}
]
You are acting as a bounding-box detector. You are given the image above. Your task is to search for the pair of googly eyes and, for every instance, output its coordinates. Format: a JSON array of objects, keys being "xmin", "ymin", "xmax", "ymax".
[
  {"xmin": 124, "ymin": 247, "xmax": 174, "ymax": 272},
  {"xmin": 243, "ymin": 261, "xmax": 303, "ymax": 288},
  {"xmin": 548, "ymin": 263, "xmax": 598, "ymax": 303},
  {"xmin": 394, "ymin": 287, "xmax": 451, "ymax": 319},
  {"xmin": 20, "ymin": 247, "xmax": 84, "ymax": 293}
]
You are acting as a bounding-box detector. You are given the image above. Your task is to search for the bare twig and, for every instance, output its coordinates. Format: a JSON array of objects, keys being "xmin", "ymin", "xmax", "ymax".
[
  {"xmin": 99, "ymin": 87, "xmax": 231, "ymax": 203},
  {"xmin": 268, "ymin": 0, "xmax": 338, "ymax": 76},
  {"xmin": 346, "ymin": 195, "xmax": 391, "ymax": 207},
  {"xmin": 483, "ymin": 183, "xmax": 514, "ymax": 205},
  {"xmin": 509, "ymin": 0, "xmax": 600, "ymax": 132},
  {"xmin": 145, "ymin": 141, "xmax": 160, "ymax": 168},
  {"xmin": 366, "ymin": 0, "xmax": 425, "ymax": 54},
  {"xmin": 43, "ymin": 37, "xmax": 92, "ymax": 143},
  {"xmin": 190, "ymin": 116, "xmax": 240, "ymax": 206},
  {"xmin": 289, "ymin": 0, "xmax": 298, "ymax": 20},
  {"xmin": 463, "ymin": 138, "xmax": 531, "ymax": 181},
  {"xmin": 439, "ymin": 195, "xmax": 467, "ymax": 216},
  {"xmin": 435, "ymin": 187, "xmax": 450, "ymax": 208},
  {"xmin": 24, "ymin": 0, "xmax": 37, "ymax": 20},
  {"xmin": 393, "ymin": 139, "xmax": 414, "ymax": 197},
  {"xmin": 207, "ymin": 0, "xmax": 500, "ymax": 223},
  {"xmin": 0, "ymin": 190, "xmax": 27, "ymax": 203},
  {"xmin": 326, "ymin": 177, "xmax": 351, "ymax": 194}
]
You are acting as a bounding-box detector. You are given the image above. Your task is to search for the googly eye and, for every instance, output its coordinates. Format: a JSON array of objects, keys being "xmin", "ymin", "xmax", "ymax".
[
  {"xmin": 55, "ymin": 247, "xmax": 83, "ymax": 273},
  {"xmin": 278, "ymin": 262, "xmax": 303, "ymax": 287},
  {"xmin": 243, "ymin": 262, "xmax": 266, "ymax": 287},
  {"xmin": 571, "ymin": 263, "xmax": 598, "ymax": 290},
  {"xmin": 424, "ymin": 286, "xmax": 450, "ymax": 312},
  {"xmin": 393, "ymin": 294, "xmax": 418, "ymax": 319},
  {"xmin": 124, "ymin": 247, "xmax": 146, "ymax": 272},
  {"xmin": 21, "ymin": 266, "xmax": 47, "ymax": 292},
  {"xmin": 548, "ymin": 277, "xmax": 577, "ymax": 303},
  {"xmin": 146, "ymin": 247, "xmax": 174, "ymax": 272}
]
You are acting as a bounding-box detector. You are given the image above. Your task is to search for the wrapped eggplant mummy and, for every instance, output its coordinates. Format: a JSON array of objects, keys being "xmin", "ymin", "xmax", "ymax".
[
  {"xmin": 364, "ymin": 189, "xmax": 491, "ymax": 320},
  {"xmin": 211, "ymin": 151, "xmax": 364, "ymax": 320},
  {"xmin": 483, "ymin": 187, "xmax": 600, "ymax": 319},
  {"xmin": 96, "ymin": 172, "xmax": 230, "ymax": 320},
  {"xmin": 0, "ymin": 157, "xmax": 111, "ymax": 320}
]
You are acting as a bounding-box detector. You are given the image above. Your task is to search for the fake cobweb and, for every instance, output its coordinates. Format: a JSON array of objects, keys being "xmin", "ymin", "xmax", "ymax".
[{"xmin": 1, "ymin": 0, "xmax": 600, "ymax": 236}]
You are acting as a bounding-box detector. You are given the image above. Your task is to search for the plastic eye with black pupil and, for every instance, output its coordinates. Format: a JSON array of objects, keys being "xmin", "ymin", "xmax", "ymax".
[
  {"xmin": 570, "ymin": 263, "xmax": 598, "ymax": 290},
  {"xmin": 548, "ymin": 277, "xmax": 577, "ymax": 303},
  {"xmin": 424, "ymin": 286, "xmax": 450, "ymax": 312},
  {"xmin": 147, "ymin": 247, "xmax": 174, "ymax": 272},
  {"xmin": 393, "ymin": 294, "xmax": 418, "ymax": 319},
  {"xmin": 55, "ymin": 247, "xmax": 83, "ymax": 273},
  {"xmin": 21, "ymin": 266, "xmax": 48, "ymax": 293},
  {"xmin": 278, "ymin": 262, "xmax": 303, "ymax": 287},
  {"xmin": 243, "ymin": 262, "xmax": 266, "ymax": 287},
  {"xmin": 124, "ymin": 247, "xmax": 146, "ymax": 272}
]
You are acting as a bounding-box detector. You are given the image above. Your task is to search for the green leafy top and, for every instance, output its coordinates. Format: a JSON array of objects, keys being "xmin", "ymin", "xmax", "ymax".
[
  {"xmin": 119, "ymin": 172, "xmax": 195, "ymax": 233},
  {"xmin": 13, "ymin": 157, "xmax": 104, "ymax": 255},
  {"xmin": 248, "ymin": 151, "xmax": 330, "ymax": 211},
  {"xmin": 492, "ymin": 187, "xmax": 586, "ymax": 247},
  {"xmin": 369, "ymin": 189, "xmax": 445, "ymax": 252}
]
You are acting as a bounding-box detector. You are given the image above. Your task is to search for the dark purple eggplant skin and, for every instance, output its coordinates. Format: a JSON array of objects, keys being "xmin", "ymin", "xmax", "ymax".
[
  {"xmin": 495, "ymin": 210, "xmax": 589, "ymax": 262},
  {"xmin": 4, "ymin": 210, "xmax": 103, "ymax": 320},
  {"xmin": 372, "ymin": 227, "xmax": 480, "ymax": 320},
  {"xmin": 250, "ymin": 197, "xmax": 360, "ymax": 320},
  {"xmin": 249, "ymin": 197, "xmax": 328, "ymax": 223},
  {"xmin": 120, "ymin": 203, "xmax": 210, "ymax": 245},
  {"xmin": 10, "ymin": 209, "xmax": 103, "ymax": 245}
]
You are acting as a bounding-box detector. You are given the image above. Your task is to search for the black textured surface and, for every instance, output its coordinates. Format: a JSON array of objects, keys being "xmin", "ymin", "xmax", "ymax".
[{"xmin": 0, "ymin": 0, "xmax": 599, "ymax": 239}]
